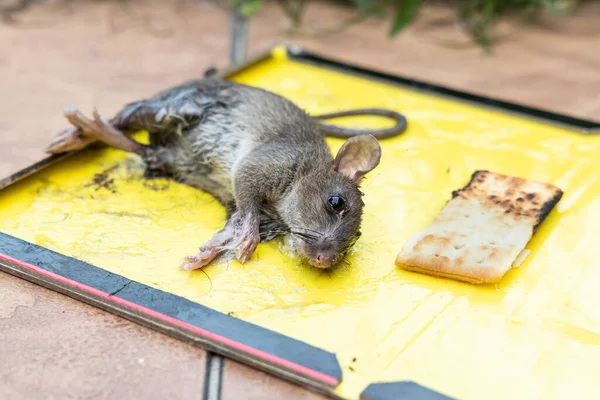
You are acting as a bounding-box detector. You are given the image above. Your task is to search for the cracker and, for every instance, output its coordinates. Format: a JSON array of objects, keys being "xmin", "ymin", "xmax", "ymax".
[{"xmin": 395, "ymin": 170, "xmax": 563, "ymax": 284}]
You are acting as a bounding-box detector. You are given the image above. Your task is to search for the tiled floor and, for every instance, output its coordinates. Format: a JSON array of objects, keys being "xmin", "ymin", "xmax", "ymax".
[
  {"xmin": 222, "ymin": 360, "xmax": 328, "ymax": 400},
  {"xmin": 0, "ymin": 0, "xmax": 599, "ymax": 398},
  {"xmin": 0, "ymin": 272, "xmax": 329, "ymax": 400},
  {"xmin": 0, "ymin": 273, "xmax": 207, "ymax": 400}
]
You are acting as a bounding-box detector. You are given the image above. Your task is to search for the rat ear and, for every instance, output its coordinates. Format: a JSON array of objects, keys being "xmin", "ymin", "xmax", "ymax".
[{"xmin": 332, "ymin": 135, "xmax": 381, "ymax": 183}]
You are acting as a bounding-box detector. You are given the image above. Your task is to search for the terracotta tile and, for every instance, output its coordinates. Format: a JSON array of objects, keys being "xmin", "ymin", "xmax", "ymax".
[
  {"xmin": 0, "ymin": 272, "xmax": 206, "ymax": 400},
  {"xmin": 221, "ymin": 359, "xmax": 329, "ymax": 400}
]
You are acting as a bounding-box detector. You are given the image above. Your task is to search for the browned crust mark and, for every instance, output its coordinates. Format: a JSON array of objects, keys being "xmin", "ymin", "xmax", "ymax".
[{"xmin": 452, "ymin": 170, "xmax": 563, "ymax": 229}]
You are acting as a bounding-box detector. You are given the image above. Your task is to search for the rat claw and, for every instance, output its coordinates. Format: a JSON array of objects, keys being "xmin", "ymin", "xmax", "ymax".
[
  {"xmin": 92, "ymin": 108, "xmax": 105, "ymax": 125},
  {"xmin": 45, "ymin": 126, "xmax": 92, "ymax": 154},
  {"xmin": 179, "ymin": 248, "xmax": 220, "ymax": 271},
  {"xmin": 63, "ymin": 108, "xmax": 98, "ymax": 133},
  {"xmin": 234, "ymin": 236, "xmax": 259, "ymax": 263},
  {"xmin": 180, "ymin": 256, "xmax": 199, "ymax": 270},
  {"xmin": 63, "ymin": 106, "xmax": 77, "ymax": 115},
  {"xmin": 180, "ymin": 258, "xmax": 203, "ymax": 272},
  {"xmin": 45, "ymin": 139, "xmax": 65, "ymax": 153},
  {"xmin": 179, "ymin": 262, "xmax": 197, "ymax": 272}
]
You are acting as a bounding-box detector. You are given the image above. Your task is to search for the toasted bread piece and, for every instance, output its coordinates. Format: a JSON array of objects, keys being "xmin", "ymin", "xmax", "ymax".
[{"xmin": 395, "ymin": 171, "xmax": 563, "ymax": 284}]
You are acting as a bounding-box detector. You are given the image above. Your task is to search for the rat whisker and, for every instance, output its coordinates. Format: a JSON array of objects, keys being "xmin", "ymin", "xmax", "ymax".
[
  {"xmin": 259, "ymin": 227, "xmax": 320, "ymax": 244},
  {"xmin": 259, "ymin": 229, "xmax": 289, "ymax": 241},
  {"xmin": 291, "ymin": 230, "xmax": 319, "ymax": 238},
  {"xmin": 291, "ymin": 230, "xmax": 323, "ymax": 242},
  {"xmin": 291, "ymin": 232, "xmax": 318, "ymax": 243},
  {"xmin": 260, "ymin": 229, "xmax": 289, "ymax": 235},
  {"xmin": 289, "ymin": 226, "xmax": 322, "ymax": 236},
  {"xmin": 290, "ymin": 232, "xmax": 320, "ymax": 245},
  {"xmin": 290, "ymin": 229, "xmax": 320, "ymax": 239}
]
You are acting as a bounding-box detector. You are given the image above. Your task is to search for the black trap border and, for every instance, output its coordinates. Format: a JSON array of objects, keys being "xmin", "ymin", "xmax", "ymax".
[
  {"xmin": 2, "ymin": 45, "xmax": 598, "ymax": 400},
  {"xmin": 285, "ymin": 46, "xmax": 600, "ymax": 134}
]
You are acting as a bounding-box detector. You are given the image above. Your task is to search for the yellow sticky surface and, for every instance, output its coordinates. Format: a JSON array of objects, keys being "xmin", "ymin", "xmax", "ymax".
[{"xmin": 2, "ymin": 49, "xmax": 600, "ymax": 400}]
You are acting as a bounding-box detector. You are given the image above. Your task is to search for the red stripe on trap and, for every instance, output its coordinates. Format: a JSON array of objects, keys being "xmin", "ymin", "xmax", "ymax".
[{"xmin": 0, "ymin": 252, "xmax": 338, "ymax": 387}]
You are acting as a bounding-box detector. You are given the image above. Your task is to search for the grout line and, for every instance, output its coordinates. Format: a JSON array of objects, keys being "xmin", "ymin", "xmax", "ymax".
[
  {"xmin": 218, "ymin": 353, "xmax": 224, "ymax": 399},
  {"xmin": 203, "ymin": 353, "xmax": 224, "ymax": 400}
]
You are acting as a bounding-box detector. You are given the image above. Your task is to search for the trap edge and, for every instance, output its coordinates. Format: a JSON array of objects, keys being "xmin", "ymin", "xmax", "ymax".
[{"xmin": 0, "ymin": 232, "xmax": 342, "ymax": 398}]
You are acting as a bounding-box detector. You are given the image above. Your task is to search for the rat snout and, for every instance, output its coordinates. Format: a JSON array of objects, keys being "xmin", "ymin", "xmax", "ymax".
[
  {"xmin": 308, "ymin": 240, "xmax": 339, "ymax": 269},
  {"xmin": 314, "ymin": 253, "xmax": 336, "ymax": 269}
]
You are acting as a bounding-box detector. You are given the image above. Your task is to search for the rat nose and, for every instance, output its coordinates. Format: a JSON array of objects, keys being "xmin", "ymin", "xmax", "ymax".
[{"xmin": 315, "ymin": 254, "xmax": 334, "ymax": 269}]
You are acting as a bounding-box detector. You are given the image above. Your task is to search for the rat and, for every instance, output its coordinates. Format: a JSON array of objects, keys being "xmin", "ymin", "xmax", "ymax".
[{"xmin": 44, "ymin": 78, "xmax": 407, "ymax": 271}]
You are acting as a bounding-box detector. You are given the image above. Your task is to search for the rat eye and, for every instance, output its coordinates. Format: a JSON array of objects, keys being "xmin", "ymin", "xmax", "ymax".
[
  {"xmin": 327, "ymin": 195, "xmax": 346, "ymax": 214},
  {"xmin": 184, "ymin": 114, "xmax": 201, "ymax": 125}
]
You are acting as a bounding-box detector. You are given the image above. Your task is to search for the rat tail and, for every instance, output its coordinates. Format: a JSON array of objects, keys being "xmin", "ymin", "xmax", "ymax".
[{"xmin": 313, "ymin": 108, "xmax": 407, "ymax": 140}]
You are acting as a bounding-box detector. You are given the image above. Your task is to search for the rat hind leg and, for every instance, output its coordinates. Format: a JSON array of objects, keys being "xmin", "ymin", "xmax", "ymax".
[
  {"xmin": 45, "ymin": 124, "xmax": 97, "ymax": 154},
  {"xmin": 62, "ymin": 108, "xmax": 146, "ymax": 155},
  {"xmin": 45, "ymin": 100, "xmax": 168, "ymax": 155},
  {"xmin": 46, "ymin": 107, "xmax": 147, "ymax": 155},
  {"xmin": 46, "ymin": 90, "xmax": 214, "ymax": 155},
  {"xmin": 55, "ymin": 108, "xmax": 168, "ymax": 172},
  {"xmin": 112, "ymin": 97, "xmax": 214, "ymax": 141}
]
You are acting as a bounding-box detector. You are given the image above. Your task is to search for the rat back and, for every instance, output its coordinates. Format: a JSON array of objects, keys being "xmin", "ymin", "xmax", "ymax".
[{"xmin": 112, "ymin": 79, "xmax": 332, "ymax": 208}]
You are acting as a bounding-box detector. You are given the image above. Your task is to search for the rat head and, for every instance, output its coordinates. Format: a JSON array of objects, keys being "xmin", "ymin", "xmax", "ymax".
[{"xmin": 279, "ymin": 135, "xmax": 381, "ymax": 269}]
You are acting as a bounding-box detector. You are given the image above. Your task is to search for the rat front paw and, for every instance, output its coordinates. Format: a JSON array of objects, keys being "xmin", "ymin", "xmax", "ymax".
[
  {"xmin": 234, "ymin": 234, "xmax": 260, "ymax": 263},
  {"xmin": 179, "ymin": 248, "xmax": 220, "ymax": 271}
]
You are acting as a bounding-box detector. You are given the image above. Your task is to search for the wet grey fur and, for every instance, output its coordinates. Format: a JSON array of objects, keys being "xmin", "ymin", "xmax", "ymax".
[
  {"xmin": 114, "ymin": 79, "xmax": 332, "ymax": 212},
  {"xmin": 51, "ymin": 78, "xmax": 382, "ymax": 269}
]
